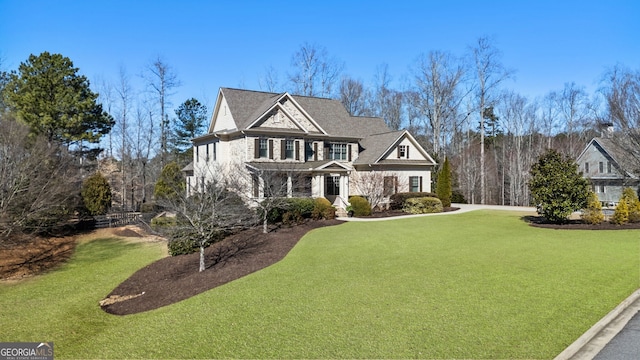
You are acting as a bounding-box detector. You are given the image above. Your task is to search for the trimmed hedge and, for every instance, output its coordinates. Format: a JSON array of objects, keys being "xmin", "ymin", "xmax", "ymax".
[
  {"xmin": 312, "ymin": 197, "xmax": 336, "ymax": 220},
  {"xmin": 390, "ymin": 192, "xmax": 439, "ymax": 210},
  {"xmin": 260, "ymin": 197, "xmax": 316, "ymax": 225},
  {"xmin": 402, "ymin": 197, "xmax": 443, "ymax": 214},
  {"xmin": 349, "ymin": 196, "xmax": 372, "ymax": 216}
]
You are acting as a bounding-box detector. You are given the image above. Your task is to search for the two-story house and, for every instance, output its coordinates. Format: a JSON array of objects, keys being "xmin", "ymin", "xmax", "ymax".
[
  {"xmin": 186, "ymin": 87, "xmax": 436, "ymax": 210},
  {"xmin": 576, "ymin": 134, "xmax": 640, "ymax": 205}
]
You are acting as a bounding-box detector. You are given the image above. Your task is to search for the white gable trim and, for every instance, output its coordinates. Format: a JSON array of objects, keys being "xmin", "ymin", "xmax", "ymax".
[
  {"xmin": 209, "ymin": 88, "xmax": 237, "ymax": 133},
  {"xmin": 247, "ymin": 102, "xmax": 309, "ymax": 132},
  {"xmin": 315, "ymin": 160, "xmax": 351, "ymax": 171},
  {"xmin": 246, "ymin": 93, "xmax": 328, "ymax": 135},
  {"xmin": 374, "ymin": 131, "xmax": 436, "ymax": 164}
]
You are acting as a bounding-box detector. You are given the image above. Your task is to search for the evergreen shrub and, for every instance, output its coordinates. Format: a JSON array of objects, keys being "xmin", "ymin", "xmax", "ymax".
[{"xmin": 402, "ymin": 197, "xmax": 443, "ymax": 214}]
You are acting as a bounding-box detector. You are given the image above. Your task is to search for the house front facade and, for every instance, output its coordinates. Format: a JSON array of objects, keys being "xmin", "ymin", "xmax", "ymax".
[
  {"xmin": 187, "ymin": 88, "xmax": 436, "ymax": 210},
  {"xmin": 577, "ymin": 136, "xmax": 640, "ymax": 205}
]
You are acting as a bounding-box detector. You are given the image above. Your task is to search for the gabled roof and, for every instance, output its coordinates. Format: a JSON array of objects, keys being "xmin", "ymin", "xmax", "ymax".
[
  {"xmin": 215, "ymin": 87, "xmax": 389, "ymax": 139},
  {"xmin": 578, "ymin": 137, "xmax": 640, "ymax": 179},
  {"xmin": 354, "ymin": 130, "xmax": 437, "ymax": 166}
]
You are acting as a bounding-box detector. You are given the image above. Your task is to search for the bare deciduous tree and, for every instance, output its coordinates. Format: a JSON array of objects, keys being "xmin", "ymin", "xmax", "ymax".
[
  {"xmin": 160, "ymin": 163, "xmax": 256, "ymax": 272},
  {"xmin": 144, "ymin": 56, "xmax": 180, "ymax": 167},
  {"xmin": 468, "ymin": 36, "xmax": 514, "ymax": 204},
  {"xmin": 339, "ymin": 76, "xmax": 368, "ymax": 116},
  {"xmin": 411, "ymin": 50, "xmax": 466, "ymax": 157},
  {"xmin": 600, "ymin": 65, "xmax": 640, "ymax": 171},
  {"xmin": 351, "ymin": 171, "xmax": 391, "ymax": 210},
  {"xmin": 258, "ymin": 65, "xmax": 281, "ymax": 93},
  {"xmin": 288, "ymin": 42, "xmax": 343, "ymax": 97},
  {"xmin": 0, "ymin": 114, "xmax": 80, "ymax": 241}
]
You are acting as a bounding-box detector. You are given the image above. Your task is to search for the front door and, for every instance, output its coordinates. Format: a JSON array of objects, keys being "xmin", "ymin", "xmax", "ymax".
[{"xmin": 324, "ymin": 175, "xmax": 340, "ymax": 203}]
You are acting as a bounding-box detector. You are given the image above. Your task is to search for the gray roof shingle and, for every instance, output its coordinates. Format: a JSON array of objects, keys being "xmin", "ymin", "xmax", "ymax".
[{"xmin": 220, "ymin": 87, "xmax": 390, "ymax": 138}]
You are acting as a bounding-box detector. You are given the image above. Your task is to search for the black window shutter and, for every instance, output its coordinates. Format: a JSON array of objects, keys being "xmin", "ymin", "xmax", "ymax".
[
  {"xmin": 419, "ymin": 176, "xmax": 423, "ymax": 192},
  {"xmin": 254, "ymin": 139, "xmax": 259, "ymax": 158},
  {"xmin": 406, "ymin": 146, "xmax": 410, "ymax": 158},
  {"xmin": 281, "ymin": 140, "xmax": 286, "ymax": 160},
  {"xmin": 295, "ymin": 141, "xmax": 300, "ymax": 160},
  {"xmin": 314, "ymin": 142, "xmax": 318, "ymax": 161},
  {"xmin": 269, "ymin": 140, "xmax": 274, "ymax": 159},
  {"xmin": 348, "ymin": 144, "xmax": 352, "ymax": 161}
]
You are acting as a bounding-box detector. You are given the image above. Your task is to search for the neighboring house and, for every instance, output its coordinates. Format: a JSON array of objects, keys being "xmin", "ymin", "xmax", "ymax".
[
  {"xmin": 186, "ymin": 87, "xmax": 436, "ymax": 210},
  {"xmin": 576, "ymin": 135, "xmax": 640, "ymax": 205}
]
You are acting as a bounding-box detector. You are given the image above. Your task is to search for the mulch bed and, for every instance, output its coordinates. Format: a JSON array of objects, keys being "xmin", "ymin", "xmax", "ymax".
[
  {"xmin": 524, "ymin": 215, "xmax": 640, "ymax": 230},
  {"xmin": 101, "ymin": 219, "xmax": 343, "ymax": 315}
]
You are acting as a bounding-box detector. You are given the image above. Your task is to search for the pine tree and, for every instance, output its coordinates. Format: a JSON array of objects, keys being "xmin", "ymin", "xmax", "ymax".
[{"xmin": 3, "ymin": 52, "xmax": 113, "ymax": 147}]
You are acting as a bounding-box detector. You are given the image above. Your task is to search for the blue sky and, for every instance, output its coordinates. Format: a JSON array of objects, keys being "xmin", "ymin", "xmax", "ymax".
[{"xmin": 1, "ymin": 0, "xmax": 639, "ymax": 114}]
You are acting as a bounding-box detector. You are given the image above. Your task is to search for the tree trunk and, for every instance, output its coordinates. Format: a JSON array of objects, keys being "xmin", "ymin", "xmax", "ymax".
[{"xmin": 199, "ymin": 245, "xmax": 205, "ymax": 272}]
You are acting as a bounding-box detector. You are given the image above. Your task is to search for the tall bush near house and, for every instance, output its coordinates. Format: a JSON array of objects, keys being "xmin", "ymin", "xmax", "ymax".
[
  {"xmin": 81, "ymin": 172, "xmax": 112, "ymax": 215},
  {"xmin": 349, "ymin": 196, "xmax": 372, "ymax": 216},
  {"xmin": 581, "ymin": 191, "xmax": 604, "ymax": 225},
  {"xmin": 436, "ymin": 157, "xmax": 452, "ymax": 207},
  {"xmin": 611, "ymin": 200, "xmax": 629, "ymax": 225},
  {"xmin": 620, "ymin": 187, "xmax": 640, "ymax": 222}
]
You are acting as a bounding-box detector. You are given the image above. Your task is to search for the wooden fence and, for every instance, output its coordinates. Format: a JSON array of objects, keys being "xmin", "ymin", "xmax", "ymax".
[{"xmin": 94, "ymin": 212, "xmax": 143, "ymax": 228}]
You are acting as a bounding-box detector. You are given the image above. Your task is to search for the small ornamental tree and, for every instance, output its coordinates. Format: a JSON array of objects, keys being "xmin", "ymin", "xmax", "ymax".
[
  {"xmin": 436, "ymin": 157, "xmax": 452, "ymax": 207},
  {"xmin": 529, "ymin": 149, "xmax": 590, "ymax": 224},
  {"xmin": 581, "ymin": 191, "xmax": 604, "ymax": 225},
  {"xmin": 620, "ymin": 187, "xmax": 640, "ymax": 223},
  {"xmin": 611, "ymin": 200, "xmax": 629, "ymax": 225},
  {"xmin": 81, "ymin": 172, "xmax": 112, "ymax": 215}
]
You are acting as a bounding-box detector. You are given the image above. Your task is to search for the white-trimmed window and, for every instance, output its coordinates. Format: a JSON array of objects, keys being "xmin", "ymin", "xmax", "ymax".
[
  {"xmin": 328, "ymin": 143, "xmax": 347, "ymax": 160},
  {"xmin": 409, "ymin": 176, "xmax": 422, "ymax": 192}
]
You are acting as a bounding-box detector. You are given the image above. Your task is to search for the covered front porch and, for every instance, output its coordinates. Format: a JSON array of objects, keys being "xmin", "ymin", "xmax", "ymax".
[{"xmin": 246, "ymin": 161, "xmax": 352, "ymax": 209}]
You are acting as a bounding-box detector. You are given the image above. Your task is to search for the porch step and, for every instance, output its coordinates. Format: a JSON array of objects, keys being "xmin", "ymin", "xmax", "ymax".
[{"xmin": 335, "ymin": 208, "xmax": 348, "ymax": 217}]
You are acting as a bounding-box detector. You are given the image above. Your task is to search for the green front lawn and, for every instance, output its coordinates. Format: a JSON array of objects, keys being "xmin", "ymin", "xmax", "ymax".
[{"xmin": 1, "ymin": 210, "xmax": 638, "ymax": 359}]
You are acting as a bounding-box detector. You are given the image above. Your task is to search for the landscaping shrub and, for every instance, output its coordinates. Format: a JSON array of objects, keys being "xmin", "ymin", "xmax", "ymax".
[
  {"xmin": 151, "ymin": 216, "xmax": 177, "ymax": 227},
  {"xmin": 581, "ymin": 191, "xmax": 604, "ymax": 225},
  {"xmin": 611, "ymin": 200, "xmax": 629, "ymax": 225},
  {"xmin": 167, "ymin": 227, "xmax": 225, "ymax": 256},
  {"xmin": 390, "ymin": 192, "xmax": 438, "ymax": 210},
  {"xmin": 348, "ymin": 196, "xmax": 372, "ymax": 216},
  {"xmin": 259, "ymin": 197, "xmax": 315, "ymax": 225},
  {"xmin": 140, "ymin": 202, "xmax": 161, "ymax": 214},
  {"xmin": 451, "ymin": 190, "xmax": 467, "ymax": 204},
  {"xmin": 312, "ymin": 197, "xmax": 336, "ymax": 220},
  {"xmin": 620, "ymin": 187, "xmax": 640, "ymax": 223},
  {"xmin": 402, "ymin": 197, "xmax": 443, "ymax": 214}
]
